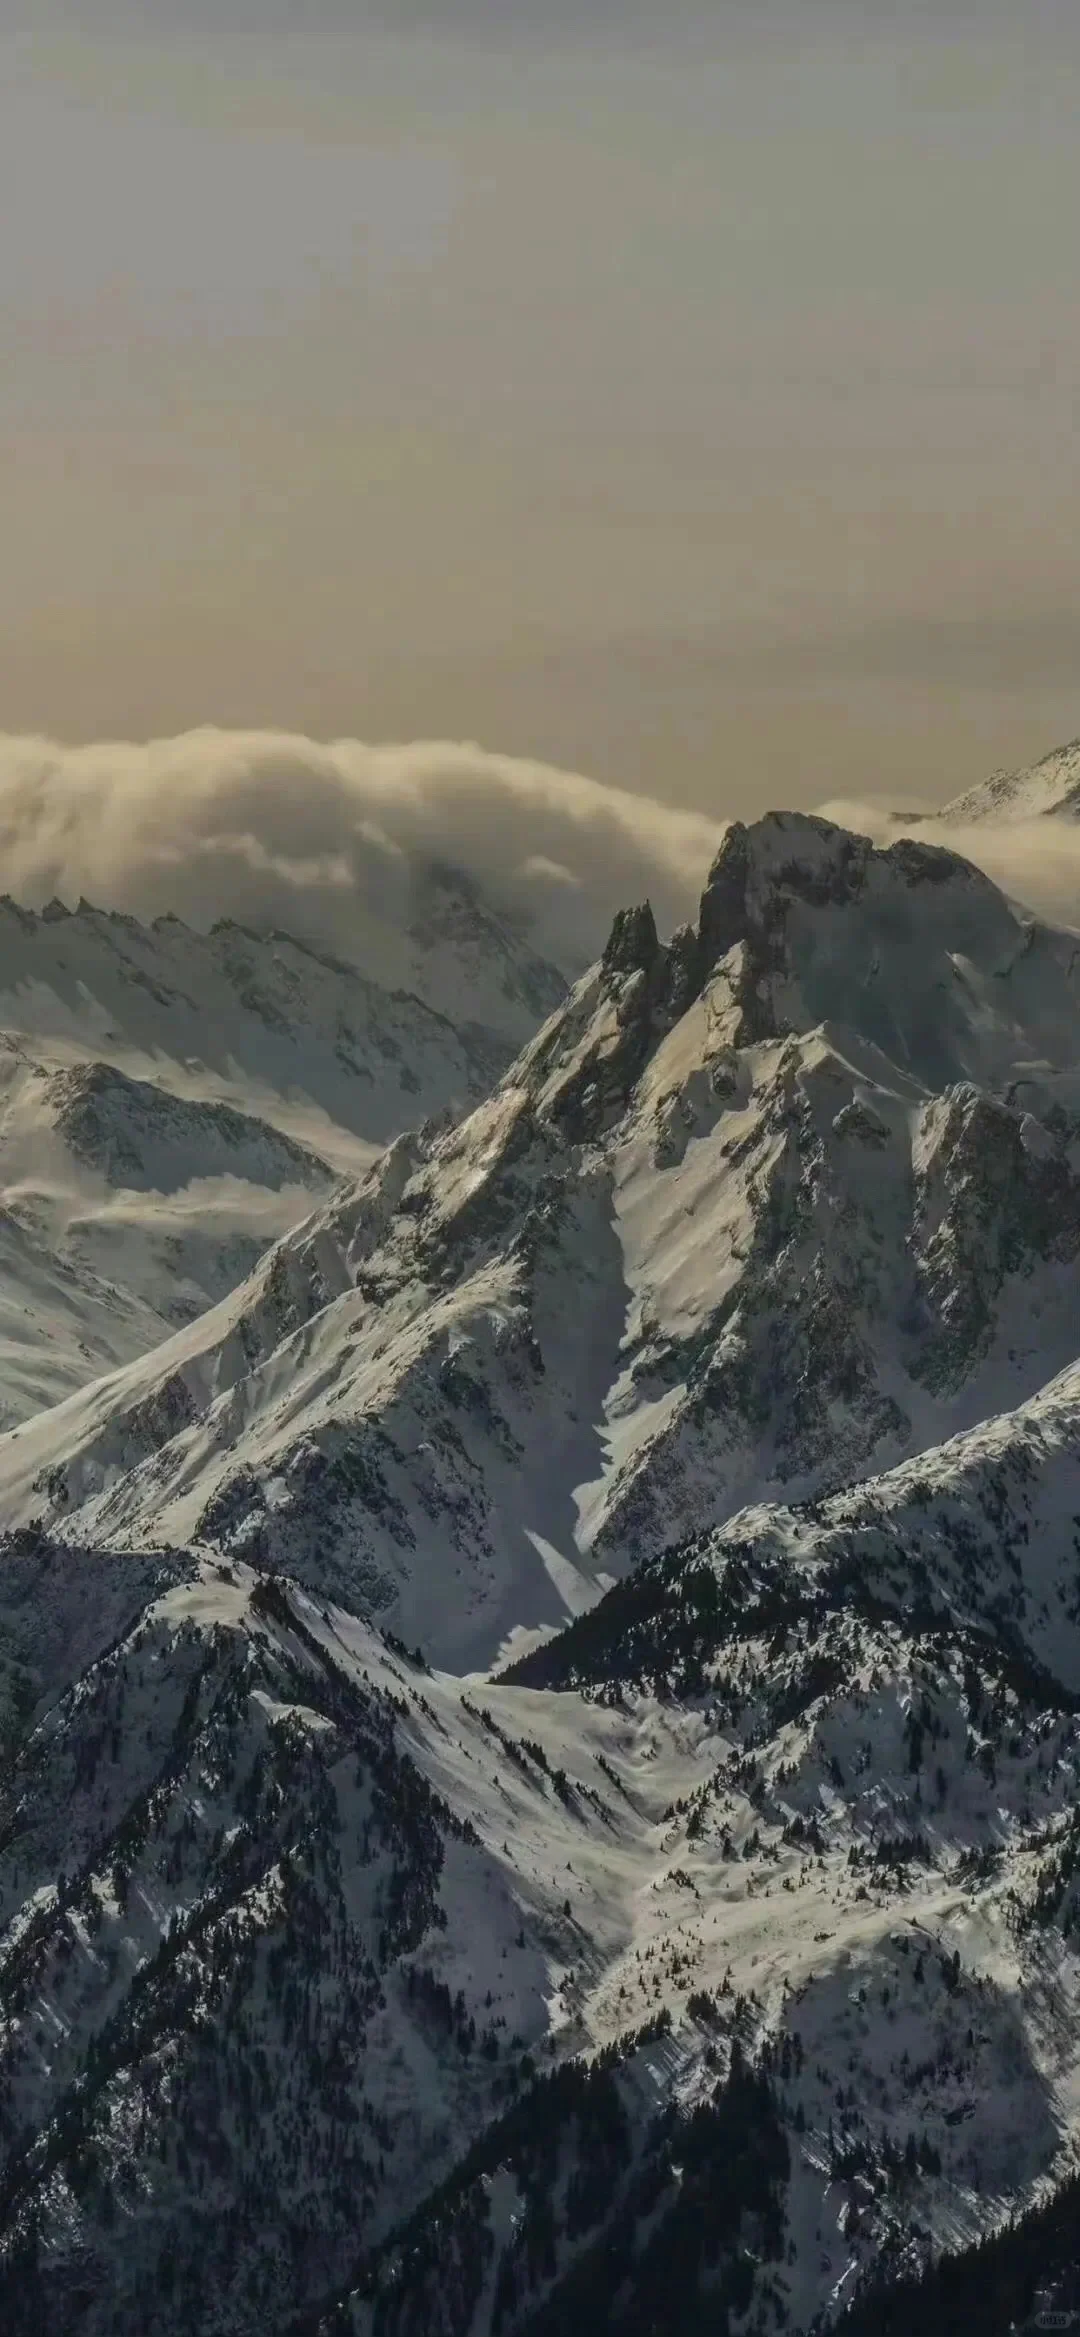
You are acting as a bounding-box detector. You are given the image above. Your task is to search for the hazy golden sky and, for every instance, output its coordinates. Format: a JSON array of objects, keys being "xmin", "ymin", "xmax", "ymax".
[{"xmin": 4, "ymin": 1, "xmax": 1079, "ymax": 814}]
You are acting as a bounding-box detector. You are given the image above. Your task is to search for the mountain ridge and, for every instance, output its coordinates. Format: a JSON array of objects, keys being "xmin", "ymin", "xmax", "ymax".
[{"xmin": 937, "ymin": 734, "xmax": 1080, "ymax": 825}]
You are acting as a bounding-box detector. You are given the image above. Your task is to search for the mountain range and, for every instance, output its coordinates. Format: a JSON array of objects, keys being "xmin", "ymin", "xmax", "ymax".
[{"xmin": 2, "ymin": 750, "xmax": 1080, "ymax": 2336}]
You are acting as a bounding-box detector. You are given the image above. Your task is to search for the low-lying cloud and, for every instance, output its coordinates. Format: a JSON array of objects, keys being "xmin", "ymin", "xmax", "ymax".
[
  {"xmin": 1, "ymin": 733, "xmax": 1077, "ymax": 986},
  {"xmin": 0, "ymin": 730, "xmax": 724, "ymax": 971}
]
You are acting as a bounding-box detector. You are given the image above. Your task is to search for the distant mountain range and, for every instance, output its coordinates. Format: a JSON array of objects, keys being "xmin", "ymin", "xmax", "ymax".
[
  {"xmin": 938, "ymin": 734, "xmax": 1080, "ymax": 823},
  {"xmin": 2, "ymin": 745, "xmax": 1080, "ymax": 2337}
]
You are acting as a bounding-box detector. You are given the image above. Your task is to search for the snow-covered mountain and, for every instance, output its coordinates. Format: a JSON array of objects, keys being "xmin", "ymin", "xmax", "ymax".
[
  {"xmin": 0, "ymin": 878, "xmax": 564, "ymax": 1154},
  {"xmin": 0, "ymin": 883, "xmax": 568, "ymax": 1427},
  {"xmin": 4, "ymin": 813, "xmax": 1079, "ymax": 1669},
  {"xmin": 6, "ymin": 1461, "xmax": 1080, "ymax": 2335},
  {"xmin": 937, "ymin": 734, "xmax": 1080, "ymax": 824},
  {"xmin": 4, "ymin": 806, "xmax": 1080, "ymax": 2335}
]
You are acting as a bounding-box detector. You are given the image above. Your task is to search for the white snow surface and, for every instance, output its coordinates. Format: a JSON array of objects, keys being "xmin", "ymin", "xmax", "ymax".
[{"xmin": 939, "ymin": 736, "xmax": 1080, "ymax": 824}]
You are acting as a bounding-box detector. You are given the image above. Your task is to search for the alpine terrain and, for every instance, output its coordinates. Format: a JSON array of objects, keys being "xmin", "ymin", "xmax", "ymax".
[
  {"xmin": 0, "ymin": 872, "xmax": 567, "ymax": 1429},
  {"xmin": 938, "ymin": 735, "xmax": 1080, "ymax": 825},
  {"xmin": 3, "ymin": 798, "xmax": 1080, "ymax": 2336}
]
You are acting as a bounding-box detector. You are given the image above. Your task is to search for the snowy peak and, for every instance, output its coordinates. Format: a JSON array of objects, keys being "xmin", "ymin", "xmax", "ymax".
[
  {"xmin": 530, "ymin": 809, "xmax": 1080, "ymax": 1149},
  {"xmin": 406, "ymin": 857, "xmax": 572, "ymax": 1033},
  {"xmin": 692, "ymin": 810, "xmax": 1080, "ymax": 1088},
  {"xmin": 938, "ymin": 735, "xmax": 1080, "ymax": 824},
  {"xmin": 514, "ymin": 808, "xmax": 1080, "ymax": 1154},
  {"xmin": 0, "ymin": 883, "xmax": 566, "ymax": 1156}
]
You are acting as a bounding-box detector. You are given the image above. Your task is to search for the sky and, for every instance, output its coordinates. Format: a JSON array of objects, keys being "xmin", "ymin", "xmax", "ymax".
[{"xmin": 3, "ymin": 0, "xmax": 1080, "ymax": 818}]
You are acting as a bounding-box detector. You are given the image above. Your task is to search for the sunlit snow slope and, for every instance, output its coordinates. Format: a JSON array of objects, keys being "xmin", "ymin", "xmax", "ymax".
[{"xmin": 938, "ymin": 733, "xmax": 1080, "ymax": 823}]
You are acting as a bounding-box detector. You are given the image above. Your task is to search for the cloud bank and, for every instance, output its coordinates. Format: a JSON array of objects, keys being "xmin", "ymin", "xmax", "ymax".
[
  {"xmin": 0, "ymin": 730, "xmax": 724, "ymax": 972},
  {"xmin": 0, "ymin": 733, "xmax": 1077, "ymax": 991}
]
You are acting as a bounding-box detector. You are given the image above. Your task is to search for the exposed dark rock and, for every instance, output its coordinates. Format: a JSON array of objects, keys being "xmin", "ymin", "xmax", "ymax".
[{"xmin": 601, "ymin": 901, "xmax": 661, "ymax": 984}]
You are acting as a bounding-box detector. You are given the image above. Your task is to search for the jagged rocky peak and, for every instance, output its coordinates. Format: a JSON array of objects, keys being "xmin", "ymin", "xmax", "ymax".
[
  {"xmin": 697, "ymin": 811, "xmax": 868, "ymax": 968},
  {"xmin": 601, "ymin": 898, "xmax": 660, "ymax": 980},
  {"xmin": 695, "ymin": 809, "xmax": 987, "ymax": 976},
  {"xmin": 597, "ymin": 898, "xmax": 709, "ymax": 1036},
  {"xmin": 537, "ymin": 806, "xmax": 1079, "ymax": 1138},
  {"xmin": 680, "ymin": 807, "xmax": 1080, "ymax": 1092}
]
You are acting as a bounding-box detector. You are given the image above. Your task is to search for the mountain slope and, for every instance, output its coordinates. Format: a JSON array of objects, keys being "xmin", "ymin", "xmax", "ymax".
[
  {"xmin": 0, "ymin": 885, "xmax": 563, "ymax": 1160},
  {"xmin": 938, "ymin": 735, "xmax": 1080, "ymax": 824},
  {"xmin": 0, "ymin": 1038, "xmax": 338, "ymax": 1429},
  {"xmin": 508, "ymin": 1353, "xmax": 1080, "ymax": 1701},
  {"xmin": 4, "ymin": 814, "xmax": 1080, "ymax": 1667},
  {"xmin": 0, "ymin": 884, "xmax": 568, "ymax": 1426},
  {"xmin": 6, "ymin": 1504, "xmax": 1080, "ymax": 2336}
]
